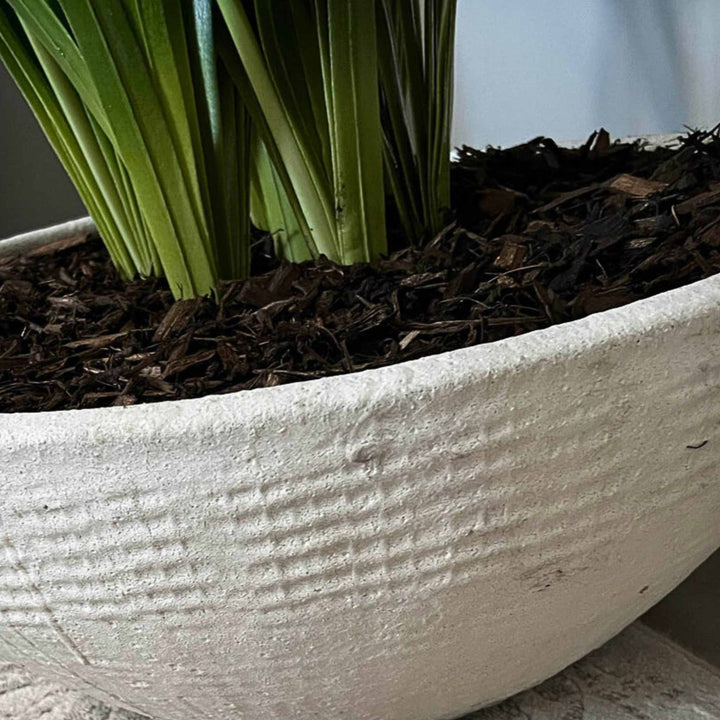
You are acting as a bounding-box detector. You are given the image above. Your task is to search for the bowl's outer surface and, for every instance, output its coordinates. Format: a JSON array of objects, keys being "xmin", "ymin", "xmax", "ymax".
[{"xmin": 0, "ymin": 275, "xmax": 719, "ymax": 720}]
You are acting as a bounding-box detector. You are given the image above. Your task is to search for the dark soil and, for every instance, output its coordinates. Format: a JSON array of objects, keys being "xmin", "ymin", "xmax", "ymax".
[{"xmin": 3, "ymin": 128, "xmax": 720, "ymax": 413}]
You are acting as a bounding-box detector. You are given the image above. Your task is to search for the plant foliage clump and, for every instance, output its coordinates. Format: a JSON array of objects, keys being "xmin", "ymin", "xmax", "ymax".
[{"xmin": 0, "ymin": 0, "xmax": 457, "ymax": 300}]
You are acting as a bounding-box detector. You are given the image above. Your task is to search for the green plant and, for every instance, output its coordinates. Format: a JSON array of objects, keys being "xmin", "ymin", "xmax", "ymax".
[
  {"xmin": 0, "ymin": 0, "xmax": 249, "ymax": 299},
  {"xmin": 0, "ymin": 0, "xmax": 457, "ymax": 300},
  {"xmin": 217, "ymin": 0, "xmax": 387, "ymax": 267}
]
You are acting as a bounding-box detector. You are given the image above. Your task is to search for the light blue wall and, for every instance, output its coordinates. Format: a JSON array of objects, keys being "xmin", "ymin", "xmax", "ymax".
[
  {"xmin": 452, "ymin": 0, "xmax": 720, "ymax": 148},
  {"xmin": 2, "ymin": 0, "xmax": 720, "ymax": 237}
]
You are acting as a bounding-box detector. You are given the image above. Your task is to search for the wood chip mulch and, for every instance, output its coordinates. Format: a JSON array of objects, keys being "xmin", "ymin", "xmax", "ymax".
[{"xmin": 2, "ymin": 128, "xmax": 720, "ymax": 413}]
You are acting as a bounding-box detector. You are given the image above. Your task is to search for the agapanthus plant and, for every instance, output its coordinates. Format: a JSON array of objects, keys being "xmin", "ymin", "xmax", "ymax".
[{"xmin": 0, "ymin": 0, "xmax": 457, "ymax": 300}]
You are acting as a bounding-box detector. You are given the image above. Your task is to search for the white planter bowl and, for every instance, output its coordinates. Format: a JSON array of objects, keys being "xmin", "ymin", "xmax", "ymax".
[{"xmin": 1, "ymin": 208, "xmax": 719, "ymax": 718}]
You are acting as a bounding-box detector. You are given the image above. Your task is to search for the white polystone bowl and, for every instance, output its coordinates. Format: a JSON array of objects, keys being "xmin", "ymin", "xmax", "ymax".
[{"xmin": 1, "ymin": 209, "xmax": 720, "ymax": 719}]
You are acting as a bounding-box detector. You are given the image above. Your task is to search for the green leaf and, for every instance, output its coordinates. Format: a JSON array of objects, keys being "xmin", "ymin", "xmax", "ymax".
[
  {"xmin": 7, "ymin": 0, "xmax": 110, "ymax": 136},
  {"xmin": 250, "ymin": 132, "xmax": 312, "ymax": 264},
  {"xmin": 218, "ymin": 0, "xmax": 340, "ymax": 262},
  {"xmin": 0, "ymin": 4, "xmax": 137, "ymax": 277},
  {"xmin": 216, "ymin": 26, "xmax": 318, "ymax": 260},
  {"xmin": 377, "ymin": 0, "xmax": 457, "ymax": 242},
  {"xmin": 318, "ymin": 0, "xmax": 386, "ymax": 264},
  {"xmin": 55, "ymin": 0, "xmax": 217, "ymax": 298},
  {"xmin": 217, "ymin": 61, "xmax": 251, "ymax": 278},
  {"xmin": 217, "ymin": 0, "xmax": 387, "ymax": 265}
]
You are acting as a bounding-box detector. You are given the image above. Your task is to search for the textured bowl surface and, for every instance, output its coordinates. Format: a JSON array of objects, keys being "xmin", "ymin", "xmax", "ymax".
[{"xmin": 0, "ymin": 273, "xmax": 719, "ymax": 720}]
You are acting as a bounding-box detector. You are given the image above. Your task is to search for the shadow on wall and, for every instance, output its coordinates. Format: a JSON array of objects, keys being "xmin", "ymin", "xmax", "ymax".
[{"xmin": 643, "ymin": 548, "xmax": 720, "ymax": 670}]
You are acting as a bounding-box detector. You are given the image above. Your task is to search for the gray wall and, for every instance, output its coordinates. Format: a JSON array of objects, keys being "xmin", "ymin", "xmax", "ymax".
[
  {"xmin": 0, "ymin": 64, "xmax": 85, "ymax": 238},
  {"xmin": 2, "ymin": 0, "xmax": 720, "ymax": 237}
]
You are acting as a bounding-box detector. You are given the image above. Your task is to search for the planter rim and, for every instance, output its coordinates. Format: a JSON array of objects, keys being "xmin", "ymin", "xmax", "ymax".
[{"xmin": 0, "ymin": 216, "xmax": 96, "ymax": 259}]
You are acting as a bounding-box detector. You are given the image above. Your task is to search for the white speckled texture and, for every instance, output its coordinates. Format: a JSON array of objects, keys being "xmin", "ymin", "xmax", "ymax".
[
  {"xmin": 0, "ymin": 270, "xmax": 719, "ymax": 720},
  {"xmin": 4, "ymin": 622, "xmax": 720, "ymax": 719}
]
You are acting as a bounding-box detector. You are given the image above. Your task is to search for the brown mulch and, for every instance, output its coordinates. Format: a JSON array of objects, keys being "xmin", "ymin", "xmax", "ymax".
[{"xmin": 3, "ymin": 128, "xmax": 720, "ymax": 413}]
